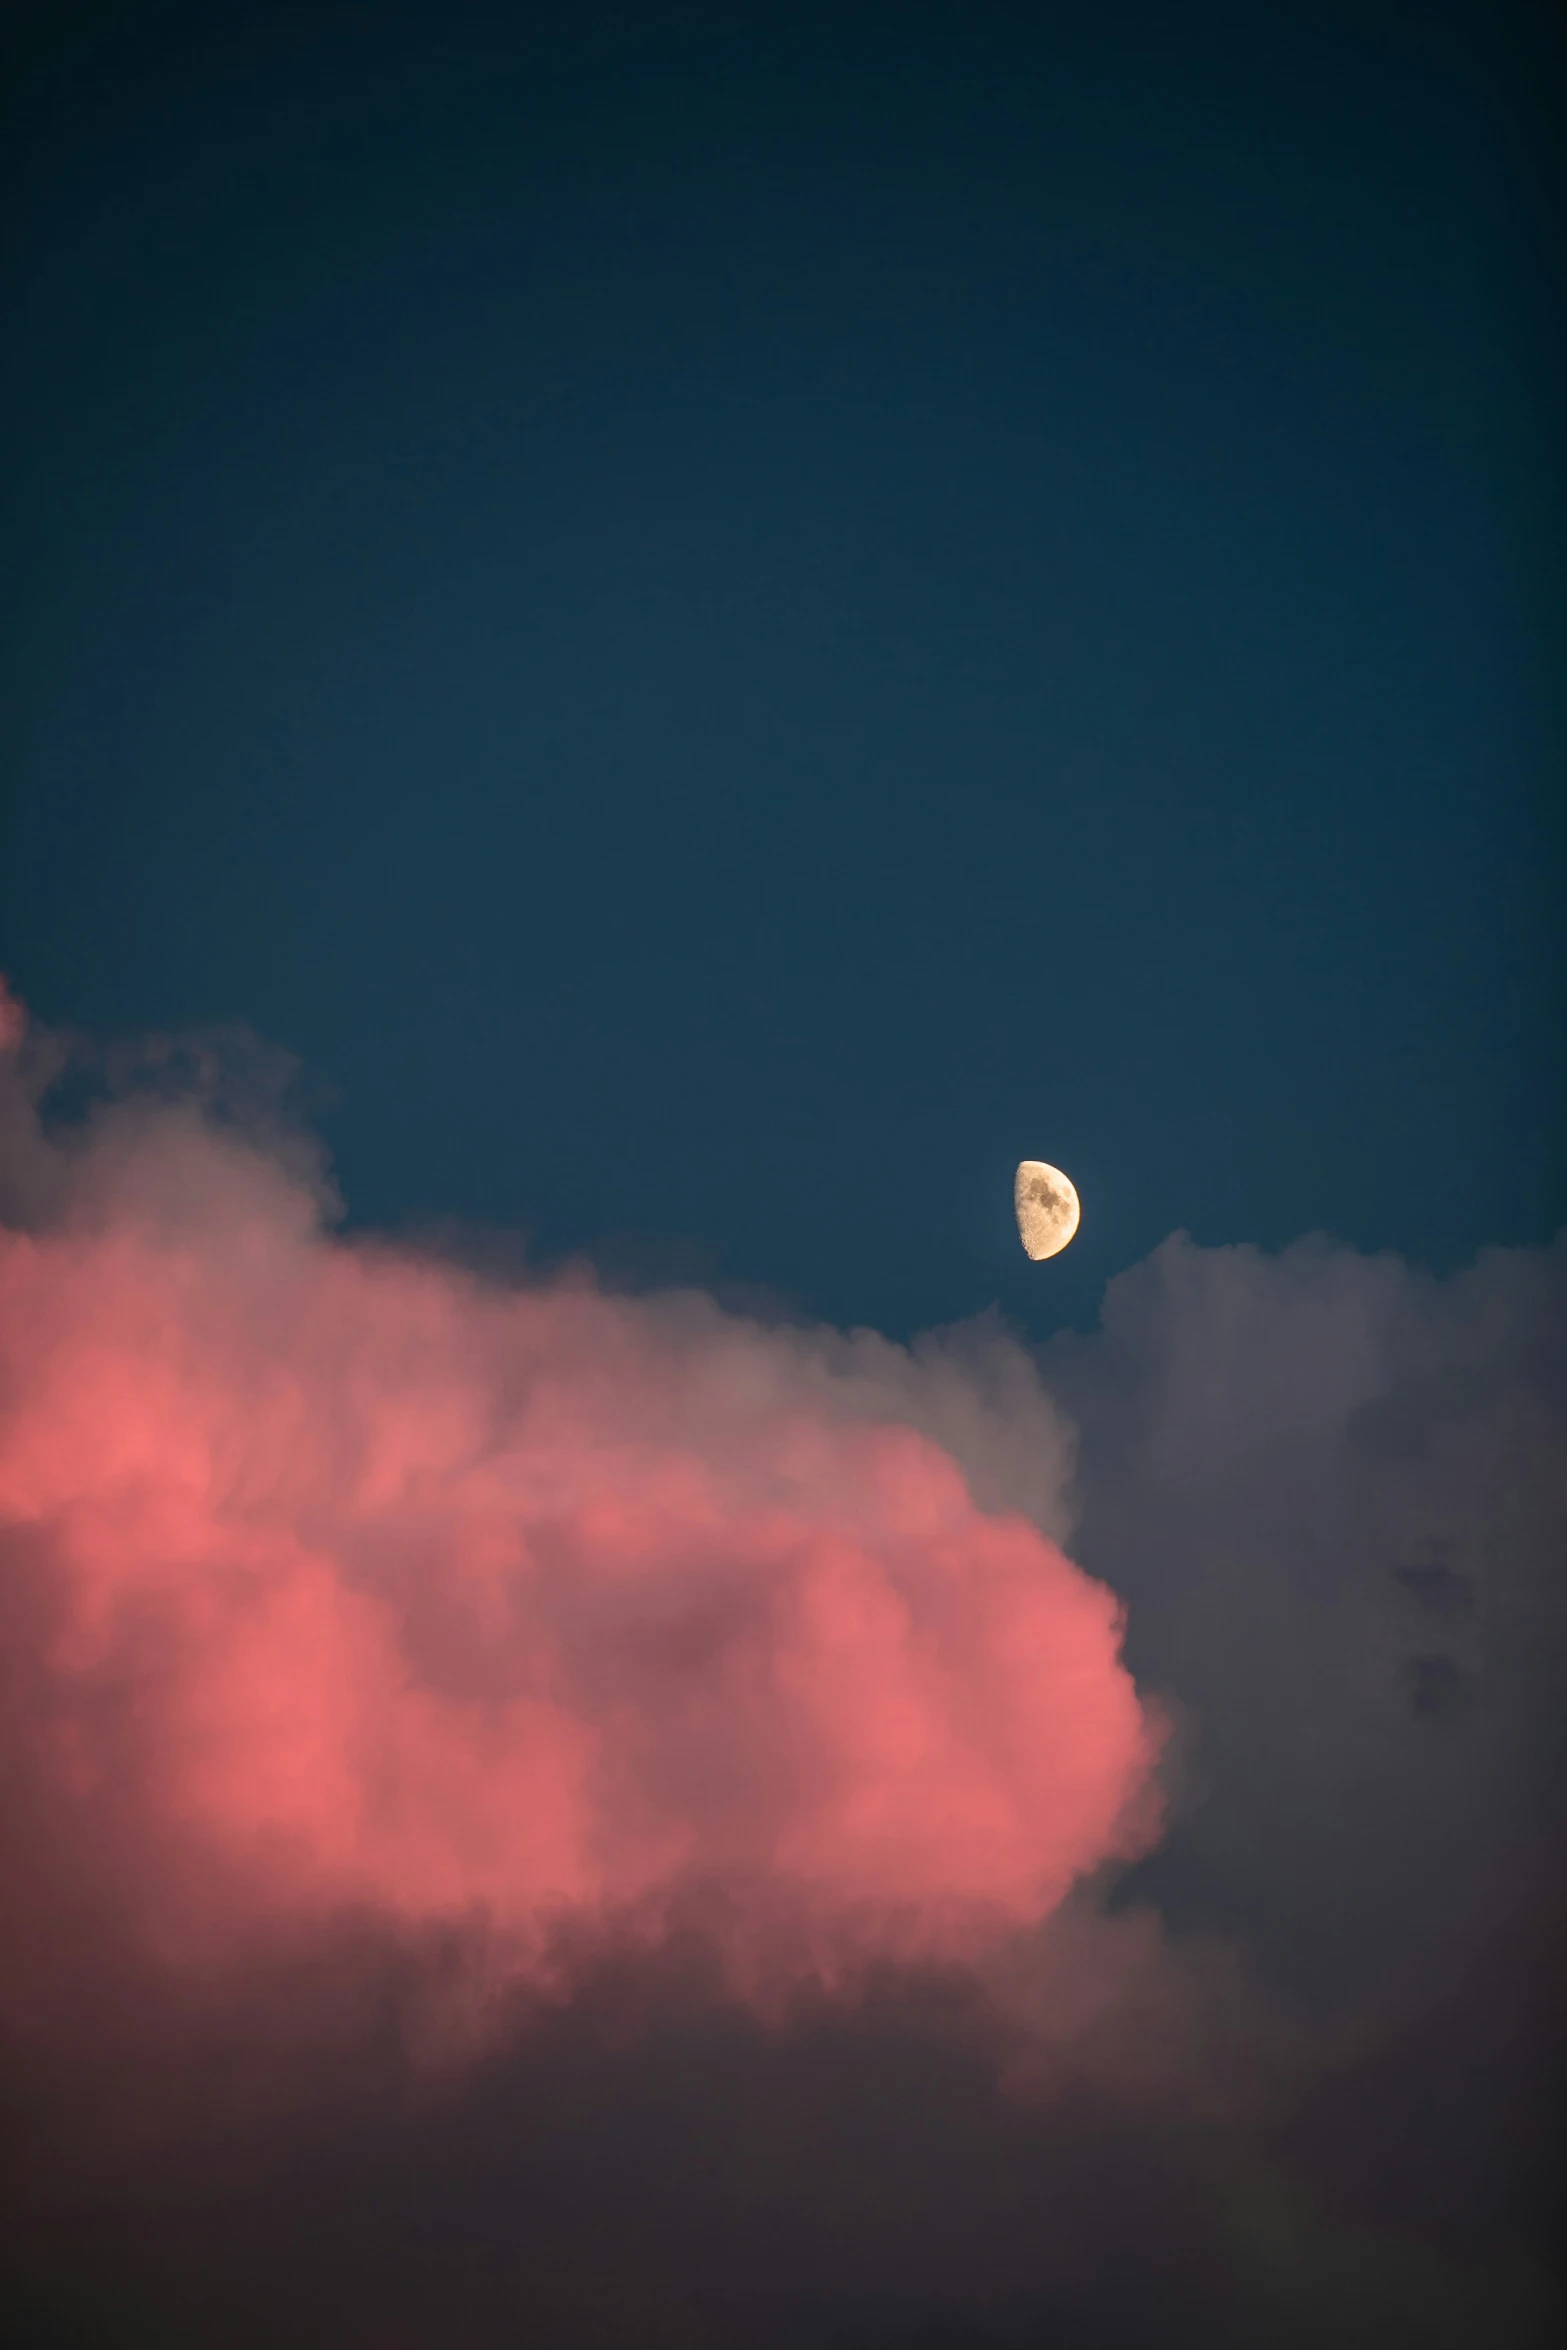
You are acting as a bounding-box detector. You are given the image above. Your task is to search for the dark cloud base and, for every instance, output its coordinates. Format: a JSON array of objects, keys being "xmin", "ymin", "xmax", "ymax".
[{"xmin": 2, "ymin": 1921, "xmax": 1560, "ymax": 2349}]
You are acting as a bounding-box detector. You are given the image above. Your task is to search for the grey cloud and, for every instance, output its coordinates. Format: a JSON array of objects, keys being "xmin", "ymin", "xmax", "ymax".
[{"xmin": 1039, "ymin": 1230, "xmax": 1566, "ymax": 2003}]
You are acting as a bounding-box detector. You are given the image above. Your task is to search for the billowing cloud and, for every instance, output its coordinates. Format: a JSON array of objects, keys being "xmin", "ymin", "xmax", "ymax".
[
  {"xmin": 1047, "ymin": 1228, "xmax": 1567, "ymax": 2005},
  {"xmin": 0, "ymin": 983, "xmax": 1156, "ymax": 2035},
  {"xmin": 1, "ymin": 983, "xmax": 1561, "ymax": 2348}
]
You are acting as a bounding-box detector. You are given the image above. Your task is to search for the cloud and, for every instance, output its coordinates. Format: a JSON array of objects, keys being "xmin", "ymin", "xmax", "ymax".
[
  {"xmin": 0, "ymin": 984, "xmax": 1561, "ymax": 2348},
  {"xmin": 1046, "ymin": 1228, "xmax": 1567, "ymax": 2005},
  {"xmin": 0, "ymin": 983, "xmax": 1155, "ymax": 2033}
]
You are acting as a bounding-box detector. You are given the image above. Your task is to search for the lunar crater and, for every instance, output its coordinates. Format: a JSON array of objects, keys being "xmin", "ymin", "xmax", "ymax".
[{"xmin": 1014, "ymin": 1160, "xmax": 1080, "ymax": 1262}]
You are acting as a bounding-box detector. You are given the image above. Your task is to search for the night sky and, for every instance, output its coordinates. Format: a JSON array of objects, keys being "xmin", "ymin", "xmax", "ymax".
[{"xmin": 2, "ymin": 6, "xmax": 1564, "ymax": 2347}]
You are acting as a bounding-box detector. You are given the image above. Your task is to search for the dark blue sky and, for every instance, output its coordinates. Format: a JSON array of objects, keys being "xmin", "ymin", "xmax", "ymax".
[{"xmin": 4, "ymin": 0, "xmax": 1562, "ymax": 1338}]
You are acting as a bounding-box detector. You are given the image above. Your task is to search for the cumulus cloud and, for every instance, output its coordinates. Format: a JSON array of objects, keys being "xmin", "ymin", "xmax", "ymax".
[
  {"xmin": 0, "ymin": 981, "xmax": 1155, "ymax": 2032},
  {"xmin": 1047, "ymin": 1229, "xmax": 1567, "ymax": 2003},
  {"xmin": 0, "ymin": 982, "xmax": 1561, "ymax": 2348}
]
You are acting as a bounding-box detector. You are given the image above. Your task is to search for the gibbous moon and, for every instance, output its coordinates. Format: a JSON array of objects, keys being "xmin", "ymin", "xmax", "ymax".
[{"xmin": 1014, "ymin": 1161, "xmax": 1080, "ymax": 1261}]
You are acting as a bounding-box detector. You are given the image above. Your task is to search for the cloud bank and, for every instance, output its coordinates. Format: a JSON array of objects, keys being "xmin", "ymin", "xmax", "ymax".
[{"xmin": 0, "ymin": 983, "xmax": 1561, "ymax": 2348}]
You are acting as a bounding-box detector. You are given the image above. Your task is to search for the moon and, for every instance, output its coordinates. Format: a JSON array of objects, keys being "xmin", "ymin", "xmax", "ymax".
[{"xmin": 1014, "ymin": 1161, "xmax": 1080, "ymax": 1261}]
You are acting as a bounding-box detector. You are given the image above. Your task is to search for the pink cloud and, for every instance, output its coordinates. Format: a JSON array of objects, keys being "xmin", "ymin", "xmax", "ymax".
[{"xmin": 0, "ymin": 1009, "xmax": 1160, "ymax": 2022}]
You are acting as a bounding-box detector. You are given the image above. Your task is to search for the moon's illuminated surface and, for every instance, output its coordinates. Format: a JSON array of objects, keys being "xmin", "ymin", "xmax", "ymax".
[{"xmin": 1014, "ymin": 1161, "xmax": 1080, "ymax": 1261}]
